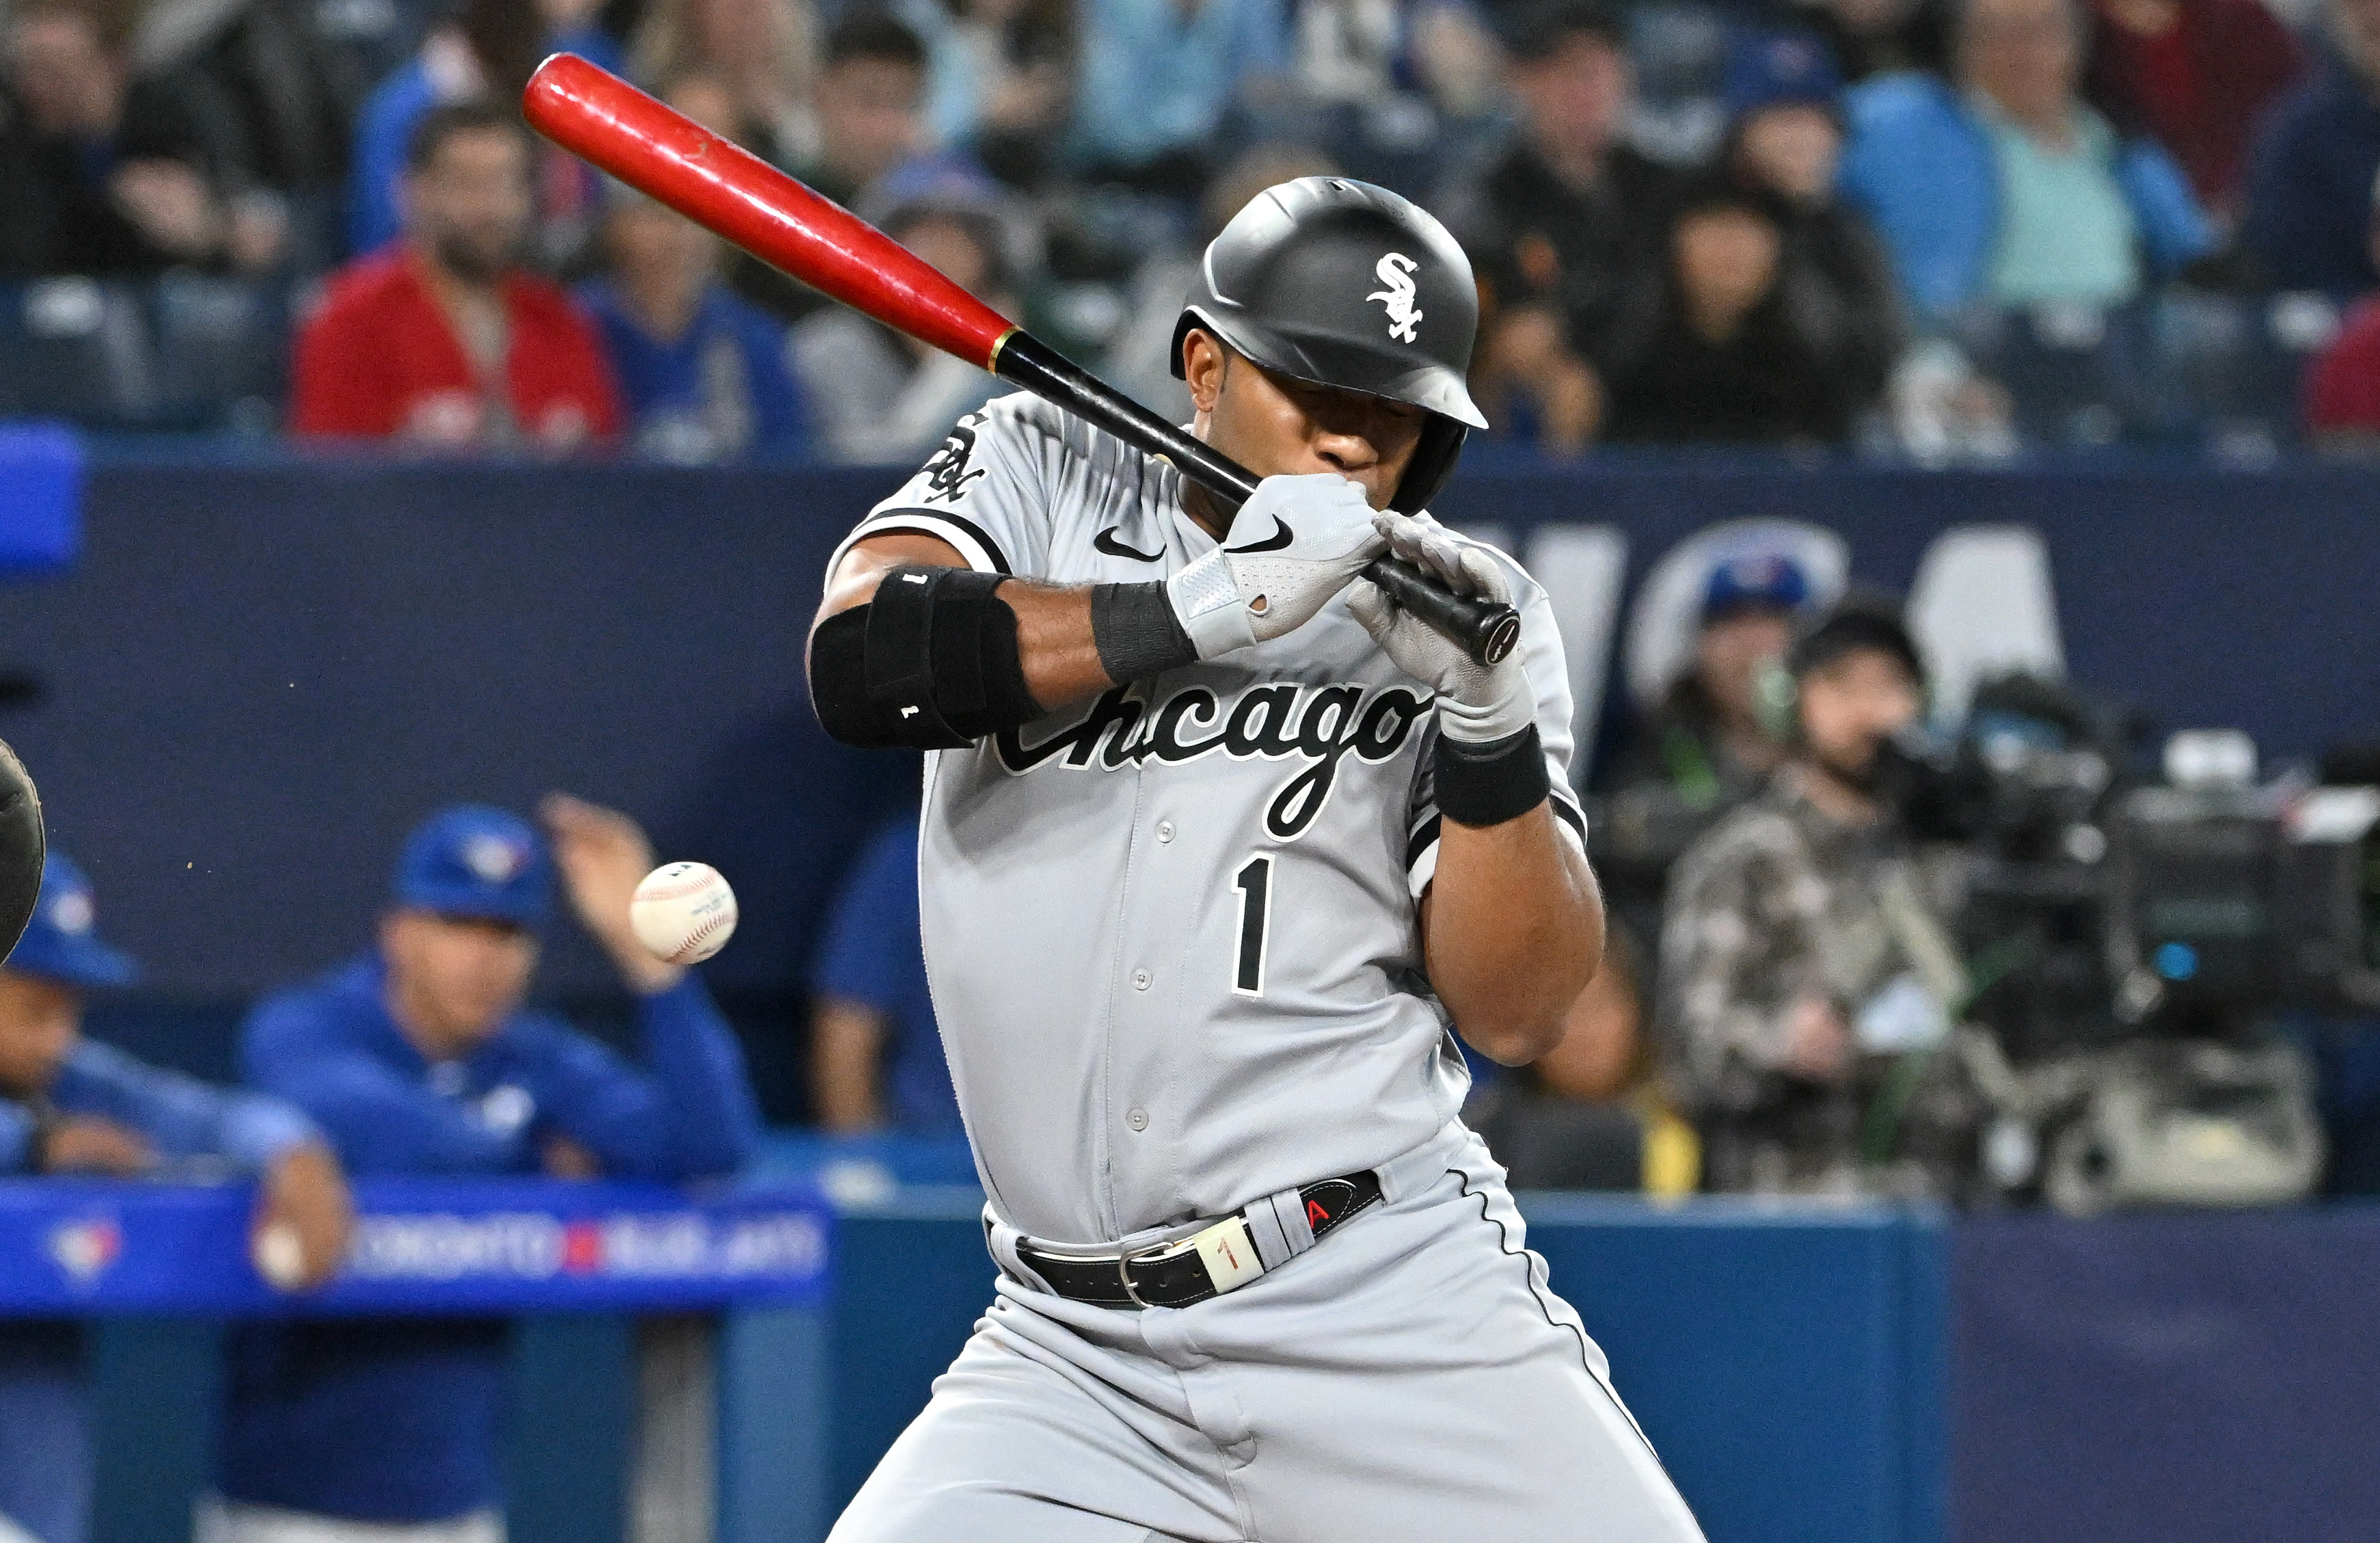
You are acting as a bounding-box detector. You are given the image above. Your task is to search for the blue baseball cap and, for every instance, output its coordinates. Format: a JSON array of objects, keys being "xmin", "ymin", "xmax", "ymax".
[
  {"xmin": 5, "ymin": 854, "xmax": 139, "ymax": 989},
  {"xmin": 392, "ymin": 806, "xmax": 552, "ymax": 927},
  {"xmin": 1726, "ymin": 29, "xmax": 1842, "ymax": 122},
  {"xmin": 1703, "ymin": 552, "xmax": 1812, "ymax": 620}
]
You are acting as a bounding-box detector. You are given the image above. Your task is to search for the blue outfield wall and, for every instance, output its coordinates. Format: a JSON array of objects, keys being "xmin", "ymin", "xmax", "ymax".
[
  {"xmin": 69, "ymin": 1188, "xmax": 2380, "ymax": 1543},
  {"xmin": 71, "ymin": 1193, "xmax": 1947, "ymax": 1543}
]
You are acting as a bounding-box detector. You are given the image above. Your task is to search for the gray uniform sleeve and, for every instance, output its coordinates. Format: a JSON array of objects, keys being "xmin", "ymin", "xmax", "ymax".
[
  {"xmin": 824, "ymin": 394, "xmax": 1066, "ymax": 583},
  {"xmin": 1404, "ymin": 547, "xmax": 1589, "ymax": 900}
]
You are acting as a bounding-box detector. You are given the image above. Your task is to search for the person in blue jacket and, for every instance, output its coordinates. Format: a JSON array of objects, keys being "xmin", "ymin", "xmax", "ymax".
[
  {"xmin": 1837, "ymin": 0, "xmax": 2214, "ymax": 321},
  {"xmin": 579, "ymin": 174, "xmax": 812, "ymax": 464},
  {"xmin": 210, "ymin": 796, "xmax": 760, "ymax": 1543},
  {"xmin": 0, "ymin": 855, "xmax": 351, "ymax": 1543},
  {"xmin": 809, "ymin": 815, "xmax": 959, "ymax": 1134}
]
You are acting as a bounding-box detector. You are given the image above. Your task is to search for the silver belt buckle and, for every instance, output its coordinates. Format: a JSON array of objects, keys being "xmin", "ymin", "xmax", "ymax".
[
  {"xmin": 1115, "ymin": 1216, "xmax": 1265, "ymax": 1307},
  {"xmin": 1115, "ymin": 1233, "xmax": 1196, "ymax": 1309}
]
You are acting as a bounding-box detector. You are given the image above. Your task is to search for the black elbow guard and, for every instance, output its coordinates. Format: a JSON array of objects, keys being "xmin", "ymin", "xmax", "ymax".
[{"xmin": 809, "ymin": 566, "xmax": 1042, "ymax": 749}]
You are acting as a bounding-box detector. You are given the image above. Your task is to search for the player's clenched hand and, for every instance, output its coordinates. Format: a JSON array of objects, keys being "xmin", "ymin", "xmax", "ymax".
[
  {"xmin": 1349, "ymin": 511, "xmax": 1534, "ymax": 744},
  {"xmin": 1165, "ymin": 473, "xmax": 1385, "ymax": 658},
  {"xmin": 254, "ymin": 1142, "xmax": 354, "ymax": 1291}
]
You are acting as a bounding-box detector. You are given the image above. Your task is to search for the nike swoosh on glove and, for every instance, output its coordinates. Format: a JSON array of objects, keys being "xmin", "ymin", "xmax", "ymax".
[
  {"xmin": 1347, "ymin": 511, "xmax": 1536, "ymax": 743},
  {"xmin": 1165, "ymin": 473, "xmax": 1385, "ymax": 659}
]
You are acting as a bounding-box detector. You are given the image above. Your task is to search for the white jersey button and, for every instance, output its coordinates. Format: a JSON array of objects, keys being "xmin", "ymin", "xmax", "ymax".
[
  {"xmin": 1157, "ymin": 821, "xmax": 1175, "ymax": 844},
  {"xmin": 1131, "ymin": 969, "xmax": 1151, "ymax": 991},
  {"xmin": 1126, "ymin": 1108, "xmax": 1149, "ymax": 1131}
]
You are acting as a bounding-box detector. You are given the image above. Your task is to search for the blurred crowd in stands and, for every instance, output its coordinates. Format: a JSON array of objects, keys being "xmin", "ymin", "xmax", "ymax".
[{"xmin": 7, "ymin": 0, "xmax": 2380, "ymax": 455}]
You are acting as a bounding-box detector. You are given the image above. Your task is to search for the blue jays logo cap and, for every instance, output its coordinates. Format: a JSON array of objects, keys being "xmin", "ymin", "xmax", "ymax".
[
  {"xmin": 392, "ymin": 805, "xmax": 552, "ymax": 927},
  {"xmin": 6, "ymin": 853, "xmax": 138, "ymax": 989},
  {"xmin": 1703, "ymin": 552, "xmax": 1811, "ymax": 619}
]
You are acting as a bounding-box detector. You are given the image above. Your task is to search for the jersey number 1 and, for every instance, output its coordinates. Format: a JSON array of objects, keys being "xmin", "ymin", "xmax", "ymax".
[{"xmin": 1232, "ymin": 855, "xmax": 1272, "ymax": 997}]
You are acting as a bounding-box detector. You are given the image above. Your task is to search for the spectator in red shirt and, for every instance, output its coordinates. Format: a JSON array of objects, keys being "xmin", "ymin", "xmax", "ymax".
[
  {"xmin": 2086, "ymin": 0, "xmax": 2302, "ymax": 221},
  {"xmin": 2303, "ymin": 169, "xmax": 2380, "ymax": 451},
  {"xmin": 290, "ymin": 99, "xmax": 621, "ymax": 451}
]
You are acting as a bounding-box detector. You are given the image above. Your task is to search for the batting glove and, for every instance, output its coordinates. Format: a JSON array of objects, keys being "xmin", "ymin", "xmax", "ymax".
[
  {"xmin": 1347, "ymin": 511, "xmax": 1535, "ymax": 744},
  {"xmin": 1166, "ymin": 473, "xmax": 1386, "ymax": 659}
]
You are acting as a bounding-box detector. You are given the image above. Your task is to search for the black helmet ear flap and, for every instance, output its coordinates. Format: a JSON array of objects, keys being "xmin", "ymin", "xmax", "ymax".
[
  {"xmin": 1391, "ymin": 418, "xmax": 1467, "ymax": 513},
  {"xmin": 1167, "ymin": 310, "xmax": 1202, "ymax": 381}
]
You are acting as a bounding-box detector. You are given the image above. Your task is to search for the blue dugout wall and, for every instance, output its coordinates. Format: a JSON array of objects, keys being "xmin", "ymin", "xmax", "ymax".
[{"xmin": 70, "ymin": 1188, "xmax": 2380, "ymax": 1543}]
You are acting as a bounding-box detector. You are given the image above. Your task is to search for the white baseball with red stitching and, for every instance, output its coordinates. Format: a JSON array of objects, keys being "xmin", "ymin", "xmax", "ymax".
[{"xmin": 630, "ymin": 862, "xmax": 739, "ymax": 965}]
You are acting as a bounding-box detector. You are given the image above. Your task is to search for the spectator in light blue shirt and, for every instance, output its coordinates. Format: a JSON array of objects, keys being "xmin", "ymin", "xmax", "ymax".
[
  {"xmin": 0, "ymin": 855, "xmax": 350, "ymax": 1543},
  {"xmin": 1838, "ymin": 0, "xmax": 2212, "ymax": 320},
  {"xmin": 580, "ymin": 177, "xmax": 812, "ymax": 463},
  {"xmin": 212, "ymin": 798, "xmax": 759, "ymax": 1543},
  {"xmin": 1068, "ymin": 0, "xmax": 1290, "ymax": 189},
  {"xmin": 809, "ymin": 816, "xmax": 960, "ymax": 1134}
]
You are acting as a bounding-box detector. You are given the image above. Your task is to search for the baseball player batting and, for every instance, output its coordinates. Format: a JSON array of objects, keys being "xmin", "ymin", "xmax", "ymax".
[{"xmin": 809, "ymin": 179, "xmax": 1705, "ymax": 1542}]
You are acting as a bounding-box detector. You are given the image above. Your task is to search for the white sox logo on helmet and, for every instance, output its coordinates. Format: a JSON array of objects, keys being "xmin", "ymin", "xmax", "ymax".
[{"xmin": 1366, "ymin": 253, "xmax": 1423, "ymax": 344}]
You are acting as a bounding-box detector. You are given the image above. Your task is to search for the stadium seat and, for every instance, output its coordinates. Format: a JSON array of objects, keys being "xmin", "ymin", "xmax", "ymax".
[
  {"xmin": 2153, "ymin": 289, "xmax": 2341, "ymax": 455},
  {"xmin": 0, "ymin": 280, "xmax": 158, "ymax": 425},
  {"xmin": 1953, "ymin": 301, "xmax": 2164, "ymax": 448},
  {"xmin": 150, "ymin": 276, "xmax": 290, "ymax": 433}
]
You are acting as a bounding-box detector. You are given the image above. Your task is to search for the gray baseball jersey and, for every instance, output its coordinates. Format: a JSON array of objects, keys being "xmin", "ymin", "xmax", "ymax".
[{"xmin": 828, "ymin": 393, "xmax": 1589, "ymax": 1246}]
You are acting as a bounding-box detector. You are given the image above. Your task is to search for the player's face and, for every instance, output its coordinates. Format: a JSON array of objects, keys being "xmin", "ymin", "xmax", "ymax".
[
  {"xmin": 1674, "ymin": 208, "xmax": 1781, "ymax": 334},
  {"xmin": 818, "ymin": 57, "xmax": 923, "ymax": 186},
  {"xmin": 381, "ymin": 909, "xmax": 538, "ymax": 1058},
  {"xmin": 1961, "ymin": 0, "xmax": 2081, "ymax": 122},
  {"xmin": 1797, "ymin": 647, "xmax": 1921, "ymax": 783},
  {"xmin": 1187, "ymin": 332, "xmax": 1427, "ymax": 511},
  {"xmin": 899, "ymin": 215, "xmax": 992, "ymax": 300},
  {"xmin": 608, "ymin": 199, "xmax": 720, "ymax": 297},
  {"xmin": 1736, "ymin": 103, "xmax": 1841, "ymax": 204},
  {"xmin": 7, "ymin": 12, "xmax": 118, "ymax": 137},
  {"xmin": 1509, "ymin": 33, "xmax": 1630, "ymax": 165},
  {"xmin": 1696, "ymin": 608, "xmax": 1794, "ymax": 726},
  {"xmin": 405, "ymin": 129, "xmax": 532, "ymax": 284},
  {"xmin": 0, "ymin": 970, "xmax": 79, "ymax": 1097}
]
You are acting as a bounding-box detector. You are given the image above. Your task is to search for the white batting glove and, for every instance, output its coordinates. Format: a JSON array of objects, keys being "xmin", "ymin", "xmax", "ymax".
[
  {"xmin": 1347, "ymin": 511, "xmax": 1536, "ymax": 744},
  {"xmin": 1166, "ymin": 473, "xmax": 1386, "ymax": 659}
]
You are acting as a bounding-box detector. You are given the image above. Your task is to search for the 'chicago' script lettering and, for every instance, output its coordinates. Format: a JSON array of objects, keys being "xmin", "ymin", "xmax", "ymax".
[{"xmin": 994, "ymin": 682, "xmax": 1431, "ymax": 840}]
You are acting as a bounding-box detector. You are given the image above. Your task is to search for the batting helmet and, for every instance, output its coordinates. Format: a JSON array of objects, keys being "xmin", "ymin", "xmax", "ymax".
[{"xmin": 1170, "ymin": 176, "xmax": 1487, "ymax": 513}]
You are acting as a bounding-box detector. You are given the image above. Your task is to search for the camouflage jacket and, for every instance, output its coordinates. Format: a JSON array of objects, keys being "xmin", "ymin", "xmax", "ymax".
[{"xmin": 1655, "ymin": 765, "xmax": 1966, "ymax": 1121}]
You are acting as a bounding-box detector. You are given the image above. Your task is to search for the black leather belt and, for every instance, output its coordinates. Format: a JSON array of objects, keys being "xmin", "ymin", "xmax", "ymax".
[{"xmin": 1013, "ymin": 1170, "xmax": 1383, "ymax": 1309}]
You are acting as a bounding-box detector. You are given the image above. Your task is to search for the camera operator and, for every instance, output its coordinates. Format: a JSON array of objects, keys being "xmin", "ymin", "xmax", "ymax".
[{"xmin": 1655, "ymin": 594, "xmax": 1968, "ymax": 1194}]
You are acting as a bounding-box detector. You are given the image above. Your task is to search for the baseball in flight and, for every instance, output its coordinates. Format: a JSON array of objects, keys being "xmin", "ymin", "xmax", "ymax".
[
  {"xmin": 252, "ymin": 1222, "xmax": 307, "ymax": 1291},
  {"xmin": 630, "ymin": 862, "xmax": 738, "ymax": 965}
]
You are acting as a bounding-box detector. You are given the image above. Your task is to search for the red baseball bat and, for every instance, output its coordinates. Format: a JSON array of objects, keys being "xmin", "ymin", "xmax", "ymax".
[{"xmin": 522, "ymin": 53, "xmax": 1518, "ymax": 665}]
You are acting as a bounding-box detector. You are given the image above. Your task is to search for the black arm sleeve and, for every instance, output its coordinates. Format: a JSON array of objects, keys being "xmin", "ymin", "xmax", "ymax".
[{"xmin": 808, "ymin": 567, "xmax": 1042, "ymax": 749}]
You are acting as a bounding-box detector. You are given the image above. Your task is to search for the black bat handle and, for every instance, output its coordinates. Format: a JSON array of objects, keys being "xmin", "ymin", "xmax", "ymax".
[{"xmin": 993, "ymin": 333, "xmax": 1520, "ymax": 667}]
